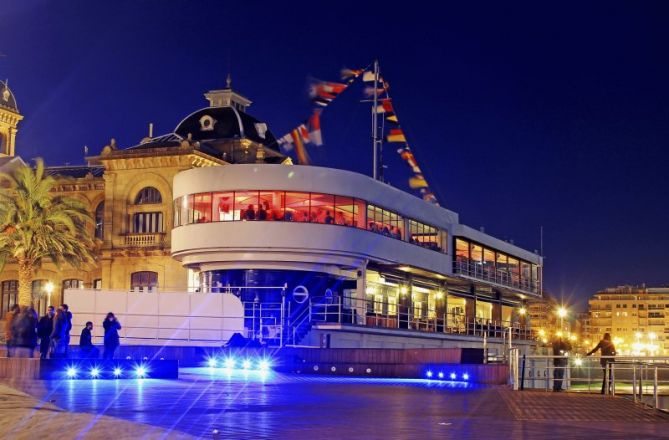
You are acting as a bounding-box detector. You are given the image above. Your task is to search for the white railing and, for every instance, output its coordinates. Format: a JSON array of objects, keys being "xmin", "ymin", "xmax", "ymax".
[
  {"xmin": 514, "ymin": 354, "xmax": 669, "ymax": 410},
  {"xmin": 453, "ymin": 260, "xmax": 539, "ymax": 294},
  {"xmin": 124, "ymin": 233, "xmax": 165, "ymax": 247}
]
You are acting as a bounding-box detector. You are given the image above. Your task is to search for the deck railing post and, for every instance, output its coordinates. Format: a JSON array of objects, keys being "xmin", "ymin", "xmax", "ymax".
[{"xmin": 654, "ymin": 366, "xmax": 659, "ymax": 408}]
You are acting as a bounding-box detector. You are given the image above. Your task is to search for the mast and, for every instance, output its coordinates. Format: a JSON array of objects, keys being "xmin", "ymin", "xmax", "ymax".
[{"xmin": 371, "ymin": 60, "xmax": 381, "ymax": 180}]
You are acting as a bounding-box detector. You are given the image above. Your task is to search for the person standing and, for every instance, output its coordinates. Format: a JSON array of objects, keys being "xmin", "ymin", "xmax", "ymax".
[
  {"xmin": 79, "ymin": 321, "xmax": 99, "ymax": 358},
  {"xmin": 103, "ymin": 312, "xmax": 122, "ymax": 359},
  {"xmin": 61, "ymin": 304, "xmax": 72, "ymax": 357},
  {"xmin": 4, "ymin": 304, "xmax": 19, "ymax": 358},
  {"xmin": 586, "ymin": 332, "xmax": 617, "ymax": 394},
  {"xmin": 37, "ymin": 306, "xmax": 55, "ymax": 359},
  {"xmin": 50, "ymin": 308, "xmax": 67, "ymax": 358},
  {"xmin": 11, "ymin": 307, "xmax": 38, "ymax": 358},
  {"xmin": 552, "ymin": 335, "xmax": 572, "ymax": 392}
]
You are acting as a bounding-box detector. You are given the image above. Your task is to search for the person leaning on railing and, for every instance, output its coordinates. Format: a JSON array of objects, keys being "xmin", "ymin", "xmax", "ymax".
[{"xmin": 586, "ymin": 332, "xmax": 617, "ymax": 394}]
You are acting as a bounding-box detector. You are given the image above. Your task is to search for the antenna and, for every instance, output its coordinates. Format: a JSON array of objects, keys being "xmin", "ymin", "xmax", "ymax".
[
  {"xmin": 371, "ymin": 60, "xmax": 381, "ymax": 180},
  {"xmin": 540, "ymin": 225, "xmax": 544, "ymax": 257}
]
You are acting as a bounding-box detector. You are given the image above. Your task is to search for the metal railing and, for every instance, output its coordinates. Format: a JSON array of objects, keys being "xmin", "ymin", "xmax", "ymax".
[
  {"xmin": 308, "ymin": 294, "xmax": 534, "ymax": 340},
  {"xmin": 453, "ymin": 260, "xmax": 539, "ymax": 294},
  {"xmin": 514, "ymin": 355, "xmax": 669, "ymax": 410}
]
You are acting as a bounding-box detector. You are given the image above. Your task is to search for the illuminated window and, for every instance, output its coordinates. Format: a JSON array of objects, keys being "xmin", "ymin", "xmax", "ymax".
[
  {"xmin": 367, "ymin": 204, "xmax": 403, "ymax": 238},
  {"xmin": 334, "ymin": 196, "xmax": 357, "ymax": 227},
  {"xmin": 455, "ymin": 238, "xmax": 470, "ymax": 262},
  {"xmin": 135, "ymin": 187, "xmax": 162, "ymax": 205},
  {"xmin": 258, "ymin": 191, "xmax": 285, "ymax": 220},
  {"xmin": 285, "ymin": 192, "xmax": 310, "ymax": 222},
  {"xmin": 235, "ymin": 191, "xmax": 260, "ymax": 221},
  {"xmin": 409, "ymin": 220, "xmax": 441, "ymax": 251},
  {"xmin": 212, "ymin": 192, "xmax": 234, "ymax": 221},
  {"xmin": 310, "ymin": 193, "xmax": 335, "ymax": 224}
]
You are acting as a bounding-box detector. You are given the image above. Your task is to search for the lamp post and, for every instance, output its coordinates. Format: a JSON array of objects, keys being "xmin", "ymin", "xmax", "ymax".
[
  {"xmin": 557, "ymin": 306, "xmax": 567, "ymax": 332},
  {"xmin": 44, "ymin": 281, "xmax": 54, "ymax": 308}
]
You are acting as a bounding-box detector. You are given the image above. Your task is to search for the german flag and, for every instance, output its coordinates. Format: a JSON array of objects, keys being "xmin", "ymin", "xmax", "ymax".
[{"xmin": 386, "ymin": 128, "xmax": 406, "ymax": 143}]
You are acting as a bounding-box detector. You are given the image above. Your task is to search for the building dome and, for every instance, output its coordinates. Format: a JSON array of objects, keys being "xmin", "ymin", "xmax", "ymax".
[
  {"xmin": 0, "ymin": 80, "xmax": 19, "ymax": 113},
  {"xmin": 174, "ymin": 106, "xmax": 278, "ymax": 149}
]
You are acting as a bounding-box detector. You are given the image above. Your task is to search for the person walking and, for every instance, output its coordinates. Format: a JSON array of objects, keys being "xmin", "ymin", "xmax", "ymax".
[
  {"xmin": 50, "ymin": 308, "xmax": 67, "ymax": 358},
  {"xmin": 4, "ymin": 304, "xmax": 19, "ymax": 358},
  {"xmin": 103, "ymin": 312, "xmax": 122, "ymax": 359},
  {"xmin": 79, "ymin": 321, "xmax": 99, "ymax": 358},
  {"xmin": 37, "ymin": 306, "xmax": 55, "ymax": 359},
  {"xmin": 552, "ymin": 335, "xmax": 572, "ymax": 392},
  {"xmin": 61, "ymin": 304, "xmax": 72, "ymax": 357},
  {"xmin": 11, "ymin": 306, "xmax": 38, "ymax": 358},
  {"xmin": 586, "ymin": 332, "xmax": 617, "ymax": 394}
]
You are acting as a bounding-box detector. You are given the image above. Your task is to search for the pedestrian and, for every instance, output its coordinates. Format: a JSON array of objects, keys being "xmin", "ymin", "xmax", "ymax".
[
  {"xmin": 11, "ymin": 306, "xmax": 38, "ymax": 358},
  {"xmin": 586, "ymin": 332, "xmax": 617, "ymax": 394},
  {"xmin": 552, "ymin": 335, "xmax": 572, "ymax": 392},
  {"xmin": 50, "ymin": 308, "xmax": 67, "ymax": 358},
  {"xmin": 61, "ymin": 304, "xmax": 72, "ymax": 357},
  {"xmin": 37, "ymin": 306, "xmax": 55, "ymax": 359},
  {"xmin": 103, "ymin": 312, "xmax": 122, "ymax": 359},
  {"xmin": 4, "ymin": 304, "xmax": 19, "ymax": 358},
  {"xmin": 79, "ymin": 321, "xmax": 99, "ymax": 358}
]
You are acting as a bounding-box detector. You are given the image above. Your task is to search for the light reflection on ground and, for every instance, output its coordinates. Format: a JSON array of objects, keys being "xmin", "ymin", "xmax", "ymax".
[{"xmin": 17, "ymin": 368, "xmax": 478, "ymax": 438}]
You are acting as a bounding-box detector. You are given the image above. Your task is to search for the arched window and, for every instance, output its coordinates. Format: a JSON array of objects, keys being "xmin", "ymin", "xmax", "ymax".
[
  {"xmin": 131, "ymin": 271, "xmax": 158, "ymax": 291},
  {"xmin": 95, "ymin": 202, "xmax": 104, "ymax": 239},
  {"xmin": 1, "ymin": 280, "xmax": 18, "ymax": 318},
  {"xmin": 135, "ymin": 187, "xmax": 162, "ymax": 205}
]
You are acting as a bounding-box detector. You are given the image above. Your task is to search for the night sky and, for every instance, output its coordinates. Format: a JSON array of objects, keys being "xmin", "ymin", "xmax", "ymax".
[{"xmin": 2, "ymin": 1, "xmax": 668, "ymax": 309}]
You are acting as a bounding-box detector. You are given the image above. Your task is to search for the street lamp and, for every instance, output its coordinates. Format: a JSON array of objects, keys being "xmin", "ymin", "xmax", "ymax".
[
  {"xmin": 44, "ymin": 281, "xmax": 54, "ymax": 307},
  {"xmin": 557, "ymin": 306, "xmax": 567, "ymax": 331}
]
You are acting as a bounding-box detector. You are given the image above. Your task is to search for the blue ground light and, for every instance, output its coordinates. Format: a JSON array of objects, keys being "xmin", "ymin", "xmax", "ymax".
[
  {"xmin": 23, "ymin": 368, "xmax": 478, "ymax": 438},
  {"xmin": 424, "ymin": 366, "xmax": 472, "ymax": 384}
]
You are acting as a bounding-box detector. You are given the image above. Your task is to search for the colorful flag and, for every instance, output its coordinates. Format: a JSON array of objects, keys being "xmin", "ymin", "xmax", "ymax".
[
  {"xmin": 341, "ymin": 67, "xmax": 364, "ymax": 81},
  {"xmin": 409, "ymin": 175, "xmax": 428, "ymax": 189},
  {"xmin": 277, "ymin": 133, "xmax": 294, "ymax": 151},
  {"xmin": 292, "ymin": 129, "xmax": 310, "ymax": 165},
  {"xmin": 310, "ymin": 80, "xmax": 348, "ymax": 106},
  {"xmin": 375, "ymin": 99, "xmax": 398, "ymax": 123},
  {"xmin": 386, "ymin": 128, "xmax": 406, "ymax": 143},
  {"xmin": 308, "ymin": 110, "xmax": 323, "ymax": 146}
]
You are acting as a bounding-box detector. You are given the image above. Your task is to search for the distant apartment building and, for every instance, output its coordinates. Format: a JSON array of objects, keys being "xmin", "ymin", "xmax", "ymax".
[
  {"xmin": 588, "ymin": 285, "xmax": 669, "ymax": 355},
  {"xmin": 528, "ymin": 294, "xmax": 563, "ymax": 337}
]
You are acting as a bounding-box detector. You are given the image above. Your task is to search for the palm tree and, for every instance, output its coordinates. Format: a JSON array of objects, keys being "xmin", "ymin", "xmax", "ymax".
[{"xmin": 0, "ymin": 159, "xmax": 95, "ymax": 307}]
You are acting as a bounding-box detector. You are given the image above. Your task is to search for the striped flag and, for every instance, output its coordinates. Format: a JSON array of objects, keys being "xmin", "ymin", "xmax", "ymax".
[
  {"xmin": 310, "ymin": 80, "xmax": 348, "ymax": 106},
  {"xmin": 386, "ymin": 128, "xmax": 407, "ymax": 143},
  {"xmin": 308, "ymin": 110, "xmax": 323, "ymax": 146}
]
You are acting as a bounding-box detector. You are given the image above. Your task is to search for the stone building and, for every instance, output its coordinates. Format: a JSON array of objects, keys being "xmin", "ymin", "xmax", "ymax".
[{"xmin": 0, "ymin": 82, "xmax": 290, "ymax": 317}]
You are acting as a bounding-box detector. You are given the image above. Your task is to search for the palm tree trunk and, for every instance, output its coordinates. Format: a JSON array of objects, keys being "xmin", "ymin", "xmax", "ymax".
[{"xmin": 17, "ymin": 260, "xmax": 33, "ymax": 307}]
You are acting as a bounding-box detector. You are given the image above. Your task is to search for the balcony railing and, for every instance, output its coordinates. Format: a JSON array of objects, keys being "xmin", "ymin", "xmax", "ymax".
[
  {"xmin": 453, "ymin": 260, "xmax": 539, "ymax": 294},
  {"xmin": 124, "ymin": 233, "xmax": 165, "ymax": 247}
]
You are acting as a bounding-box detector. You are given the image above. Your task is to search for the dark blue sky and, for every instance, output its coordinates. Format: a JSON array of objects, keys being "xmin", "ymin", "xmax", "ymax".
[{"xmin": 2, "ymin": 1, "xmax": 668, "ymax": 309}]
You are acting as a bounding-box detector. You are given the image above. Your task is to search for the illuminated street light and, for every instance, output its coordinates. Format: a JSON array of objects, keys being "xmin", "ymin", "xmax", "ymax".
[
  {"xmin": 44, "ymin": 281, "xmax": 54, "ymax": 307},
  {"xmin": 518, "ymin": 307, "xmax": 527, "ymax": 316},
  {"xmin": 557, "ymin": 306, "xmax": 568, "ymax": 332}
]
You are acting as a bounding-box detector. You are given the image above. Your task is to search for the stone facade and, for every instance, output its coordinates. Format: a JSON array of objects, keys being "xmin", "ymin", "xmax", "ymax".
[{"xmin": 0, "ymin": 84, "xmax": 288, "ymax": 317}]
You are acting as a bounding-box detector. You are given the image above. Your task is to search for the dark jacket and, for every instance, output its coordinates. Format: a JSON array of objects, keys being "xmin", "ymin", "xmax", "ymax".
[
  {"xmin": 51, "ymin": 313, "xmax": 67, "ymax": 341},
  {"xmin": 37, "ymin": 315, "xmax": 53, "ymax": 340},
  {"xmin": 65, "ymin": 311, "xmax": 73, "ymax": 336},
  {"xmin": 80, "ymin": 327, "xmax": 93, "ymax": 347},
  {"xmin": 11, "ymin": 310, "xmax": 38, "ymax": 348},
  {"xmin": 552, "ymin": 339, "xmax": 572, "ymax": 366},
  {"xmin": 103, "ymin": 319, "xmax": 122, "ymax": 347},
  {"xmin": 587, "ymin": 339, "xmax": 616, "ymax": 366}
]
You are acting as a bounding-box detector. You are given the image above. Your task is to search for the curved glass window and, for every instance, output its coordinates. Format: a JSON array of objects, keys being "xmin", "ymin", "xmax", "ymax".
[
  {"xmin": 135, "ymin": 187, "xmax": 162, "ymax": 205},
  {"xmin": 173, "ymin": 190, "xmax": 448, "ymax": 253}
]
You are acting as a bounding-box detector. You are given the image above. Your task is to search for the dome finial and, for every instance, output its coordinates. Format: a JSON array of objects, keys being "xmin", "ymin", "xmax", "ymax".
[{"xmin": 226, "ymin": 73, "xmax": 232, "ymax": 89}]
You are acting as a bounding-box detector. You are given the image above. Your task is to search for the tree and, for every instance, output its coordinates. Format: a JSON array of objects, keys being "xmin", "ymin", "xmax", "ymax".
[{"xmin": 0, "ymin": 158, "xmax": 95, "ymax": 307}]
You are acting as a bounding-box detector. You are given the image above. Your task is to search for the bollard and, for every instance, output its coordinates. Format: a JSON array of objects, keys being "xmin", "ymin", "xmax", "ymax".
[{"xmin": 213, "ymin": 429, "xmax": 220, "ymax": 440}]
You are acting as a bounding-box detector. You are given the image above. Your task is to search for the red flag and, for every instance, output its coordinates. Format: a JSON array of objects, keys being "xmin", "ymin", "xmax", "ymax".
[
  {"xmin": 308, "ymin": 110, "xmax": 323, "ymax": 146},
  {"xmin": 292, "ymin": 129, "xmax": 310, "ymax": 165}
]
